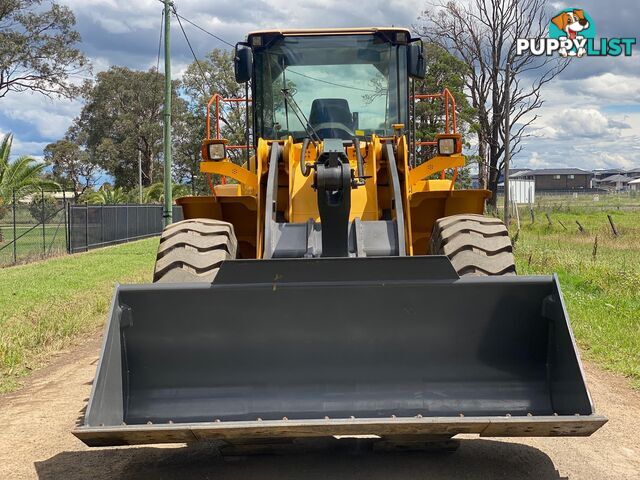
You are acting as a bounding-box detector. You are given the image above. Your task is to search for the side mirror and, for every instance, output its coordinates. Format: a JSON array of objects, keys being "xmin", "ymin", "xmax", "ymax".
[
  {"xmin": 408, "ymin": 41, "xmax": 426, "ymax": 79},
  {"xmin": 234, "ymin": 44, "xmax": 253, "ymax": 83}
]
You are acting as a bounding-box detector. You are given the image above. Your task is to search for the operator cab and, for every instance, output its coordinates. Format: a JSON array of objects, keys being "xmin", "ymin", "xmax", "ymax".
[{"xmin": 234, "ymin": 28, "xmax": 425, "ymax": 143}]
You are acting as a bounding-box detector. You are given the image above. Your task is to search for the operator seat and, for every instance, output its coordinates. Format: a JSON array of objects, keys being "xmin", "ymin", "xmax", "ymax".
[{"xmin": 309, "ymin": 98, "xmax": 355, "ymax": 140}]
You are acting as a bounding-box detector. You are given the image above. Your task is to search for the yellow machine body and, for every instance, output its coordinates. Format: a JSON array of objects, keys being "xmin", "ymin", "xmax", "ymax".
[{"xmin": 180, "ymin": 135, "xmax": 489, "ymax": 257}]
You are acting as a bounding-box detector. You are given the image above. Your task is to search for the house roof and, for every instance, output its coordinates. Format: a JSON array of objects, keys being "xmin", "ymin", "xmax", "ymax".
[
  {"xmin": 629, "ymin": 178, "xmax": 640, "ymax": 184},
  {"xmin": 593, "ymin": 168, "xmax": 624, "ymax": 174},
  {"xmin": 509, "ymin": 170, "xmax": 534, "ymax": 178},
  {"xmin": 600, "ymin": 174, "xmax": 632, "ymax": 183},
  {"xmin": 510, "ymin": 168, "xmax": 591, "ymax": 176}
]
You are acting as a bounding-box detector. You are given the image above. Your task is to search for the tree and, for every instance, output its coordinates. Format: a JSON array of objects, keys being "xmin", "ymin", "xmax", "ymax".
[
  {"xmin": 142, "ymin": 182, "xmax": 190, "ymax": 204},
  {"xmin": 416, "ymin": 0, "xmax": 568, "ymax": 206},
  {"xmin": 87, "ymin": 186, "xmax": 129, "ymax": 205},
  {"xmin": 173, "ymin": 106, "xmax": 208, "ymax": 195},
  {"xmin": 44, "ymin": 139, "xmax": 97, "ymax": 201},
  {"xmin": 72, "ymin": 67, "xmax": 186, "ymax": 189},
  {"xmin": 0, "ymin": 0, "xmax": 90, "ymax": 100},
  {"xmin": 0, "ymin": 133, "xmax": 58, "ymax": 210},
  {"xmin": 29, "ymin": 193, "xmax": 58, "ymax": 223}
]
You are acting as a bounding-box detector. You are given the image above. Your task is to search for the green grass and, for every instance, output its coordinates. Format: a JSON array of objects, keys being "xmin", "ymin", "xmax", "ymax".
[
  {"xmin": 513, "ymin": 208, "xmax": 640, "ymax": 388},
  {"xmin": 0, "ymin": 238, "xmax": 157, "ymax": 393}
]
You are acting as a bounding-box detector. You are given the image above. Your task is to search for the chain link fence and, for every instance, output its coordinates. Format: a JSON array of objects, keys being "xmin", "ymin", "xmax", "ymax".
[
  {"xmin": 0, "ymin": 189, "xmax": 70, "ymax": 267},
  {"xmin": 0, "ymin": 189, "xmax": 183, "ymax": 267}
]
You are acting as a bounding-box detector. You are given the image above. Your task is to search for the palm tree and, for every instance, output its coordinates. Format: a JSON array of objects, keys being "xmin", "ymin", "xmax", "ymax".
[
  {"xmin": 87, "ymin": 186, "xmax": 130, "ymax": 205},
  {"xmin": 142, "ymin": 182, "xmax": 190, "ymax": 204},
  {"xmin": 0, "ymin": 133, "xmax": 58, "ymax": 217}
]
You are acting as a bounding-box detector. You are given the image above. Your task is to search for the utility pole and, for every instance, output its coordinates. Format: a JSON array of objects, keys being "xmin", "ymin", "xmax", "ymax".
[
  {"xmin": 503, "ymin": 61, "xmax": 512, "ymax": 228},
  {"xmin": 138, "ymin": 150, "xmax": 143, "ymax": 204},
  {"xmin": 162, "ymin": 0, "xmax": 173, "ymax": 226}
]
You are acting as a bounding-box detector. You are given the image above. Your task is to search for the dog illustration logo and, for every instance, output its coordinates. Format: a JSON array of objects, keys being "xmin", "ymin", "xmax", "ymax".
[{"xmin": 550, "ymin": 9, "xmax": 591, "ymax": 57}]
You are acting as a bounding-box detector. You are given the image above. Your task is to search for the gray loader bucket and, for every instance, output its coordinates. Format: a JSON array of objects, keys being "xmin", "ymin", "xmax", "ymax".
[{"xmin": 74, "ymin": 256, "xmax": 606, "ymax": 447}]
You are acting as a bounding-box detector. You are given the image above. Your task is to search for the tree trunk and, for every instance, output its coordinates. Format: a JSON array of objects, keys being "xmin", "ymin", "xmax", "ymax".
[
  {"xmin": 142, "ymin": 149, "xmax": 153, "ymax": 186},
  {"xmin": 477, "ymin": 133, "xmax": 487, "ymax": 189}
]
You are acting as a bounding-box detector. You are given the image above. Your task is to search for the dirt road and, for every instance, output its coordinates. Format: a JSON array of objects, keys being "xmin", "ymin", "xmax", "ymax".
[{"xmin": 1, "ymin": 336, "xmax": 638, "ymax": 480}]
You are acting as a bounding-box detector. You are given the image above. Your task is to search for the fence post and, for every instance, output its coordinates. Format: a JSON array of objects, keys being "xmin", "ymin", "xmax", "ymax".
[
  {"xmin": 607, "ymin": 214, "xmax": 619, "ymax": 236},
  {"xmin": 85, "ymin": 202, "xmax": 89, "ymax": 252},
  {"xmin": 12, "ymin": 189, "xmax": 17, "ymax": 264},
  {"xmin": 68, "ymin": 200, "xmax": 73, "ymax": 253},
  {"xmin": 41, "ymin": 188, "xmax": 46, "ymax": 256},
  {"xmin": 100, "ymin": 205, "xmax": 104, "ymax": 246},
  {"xmin": 63, "ymin": 190, "xmax": 68, "ymax": 253}
]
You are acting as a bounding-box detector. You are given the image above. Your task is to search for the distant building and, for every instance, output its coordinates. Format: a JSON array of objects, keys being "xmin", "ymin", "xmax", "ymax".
[
  {"xmin": 592, "ymin": 168, "xmax": 624, "ymax": 181},
  {"xmin": 596, "ymin": 174, "xmax": 633, "ymax": 192},
  {"xmin": 509, "ymin": 168, "xmax": 592, "ymax": 191},
  {"xmin": 627, "ymin": 168, "xmax": 640, "ymax": 179},
  {"xmin": 629, "ymin": 178, "xmax": 640, "ymax": 191}
]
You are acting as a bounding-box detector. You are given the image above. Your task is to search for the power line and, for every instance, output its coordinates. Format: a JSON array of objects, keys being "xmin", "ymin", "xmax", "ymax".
[
  {"xmin": 154, "ymin": 0, "xmax": 236, "ymax": 48},
  {"xmin": 156, "ymin": 9, "xmax": 164, "ymax": 73},
  {"xmin": 171, "ymin": 4, "xmax": 214, "ymax": 95},
  {"xmin": 172, "ymin": 12, "xmax": 235, "ymax": 48}
]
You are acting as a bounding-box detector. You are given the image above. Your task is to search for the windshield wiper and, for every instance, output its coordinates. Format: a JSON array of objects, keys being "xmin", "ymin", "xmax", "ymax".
[{"xmin": 280, "ymin": 87, "xmax": 321, "ymax": 144}]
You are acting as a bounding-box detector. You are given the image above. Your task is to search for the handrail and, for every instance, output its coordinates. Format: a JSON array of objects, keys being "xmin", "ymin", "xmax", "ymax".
[
  {"xmin": 410, "ymin": 88, "xmax": 459, "ymax": 183},
  {"xmin": 205, "ymin": 93, "xmax": 253, "ymax": 150},
  {"xmin": 410, "ymin": 88, "xmax": 457, "ymax": 142}
]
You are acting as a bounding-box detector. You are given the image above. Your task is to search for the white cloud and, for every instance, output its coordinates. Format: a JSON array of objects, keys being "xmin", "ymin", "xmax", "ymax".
[
  {"xmin": 0, "ymin": 128, "xmax": 49, "ymax": 161},
  {"xmin": 526, "ymin": 151, "xmax": 555, "ymax": 169},
  {"xmin": 565, "ymin": 73, "xmax": 640, "ymax": 103},
  {"xmin": 545, "ymin": 108, "xmax": 628, "ymax": 138},
  {"xmin": 1, "ymin": 93, "xmax": 82, "ymax": 139}
]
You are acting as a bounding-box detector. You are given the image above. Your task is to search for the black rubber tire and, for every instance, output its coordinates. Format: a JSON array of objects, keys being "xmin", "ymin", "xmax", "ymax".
[
  {"xmin": 429, "ymin": 214, "xmax": 516, "ymax": 276},
  {"xmin": 153, "ymin": 218, "xmax": 237, "ymax": 283}
]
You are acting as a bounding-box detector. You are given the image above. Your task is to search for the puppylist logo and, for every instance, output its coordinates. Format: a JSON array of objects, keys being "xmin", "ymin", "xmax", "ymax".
[{"xmin": 516, "ymin": 8, "xmax": 636, "ymax": 58}]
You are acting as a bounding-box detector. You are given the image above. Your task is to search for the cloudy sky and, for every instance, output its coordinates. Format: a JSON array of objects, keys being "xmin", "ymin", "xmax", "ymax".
[{"xmin": 1, "ymin": 0, "xmax": 638, "ymax": 172}]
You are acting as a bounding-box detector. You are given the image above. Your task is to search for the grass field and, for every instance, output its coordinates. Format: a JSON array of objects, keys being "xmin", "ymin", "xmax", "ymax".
[
  {"xmin": 0, "ymin": 238, "xmax": 157, "ymax": 393},
  {"xmin": 513, "ymin": 207, "xmax": 640, "ymax": 388}
]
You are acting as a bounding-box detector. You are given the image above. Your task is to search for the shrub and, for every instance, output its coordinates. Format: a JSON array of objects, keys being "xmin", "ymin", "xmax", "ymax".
[{"xmin": 29, "ymin": 194, "xmax": 59, "ymax": 223}]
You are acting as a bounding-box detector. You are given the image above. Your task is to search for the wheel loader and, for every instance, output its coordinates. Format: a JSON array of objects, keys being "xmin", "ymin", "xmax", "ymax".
[{"xmin": 74, "ymin": 27, "xmax": 606, "ymax": 448}]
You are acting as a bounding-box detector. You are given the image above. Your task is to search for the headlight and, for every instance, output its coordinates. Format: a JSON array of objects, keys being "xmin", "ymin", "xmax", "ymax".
[
  {"xmin": 201, "ymin": 139, "xmax": 228, "ymax": 161},
  {"xmin": 208, "ymin": 143, "xmax": 226, "ymax": 161},
  {"xmin": 436, "ymin": 134, "xmax": 462, "ymax": 156},
  {"xmin": 438, "ymin": 137, "xmax": 456, "ymax": 155}
]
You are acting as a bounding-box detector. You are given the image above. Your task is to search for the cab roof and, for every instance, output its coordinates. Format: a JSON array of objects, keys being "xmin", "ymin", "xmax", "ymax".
[{"xmin": 246, "ymin": 27, "xmax": 412, "ymax": 42}]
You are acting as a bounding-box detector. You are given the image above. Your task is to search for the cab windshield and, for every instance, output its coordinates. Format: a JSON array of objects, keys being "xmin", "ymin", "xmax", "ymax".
[{"xmin": 253, "ymin": 34, "xmax": 408, "ymax": 141}]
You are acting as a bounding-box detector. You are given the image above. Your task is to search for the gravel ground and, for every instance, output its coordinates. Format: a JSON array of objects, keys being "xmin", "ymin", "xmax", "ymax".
[{"xmin": 0, "ymin": 336, "xmax": 638, "ymax": 480}]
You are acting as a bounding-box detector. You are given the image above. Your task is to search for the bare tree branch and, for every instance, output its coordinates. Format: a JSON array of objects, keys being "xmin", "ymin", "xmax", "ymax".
[{"xmin": 415, "ymin": 0, "xmax": 568, "ymax": 205}]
